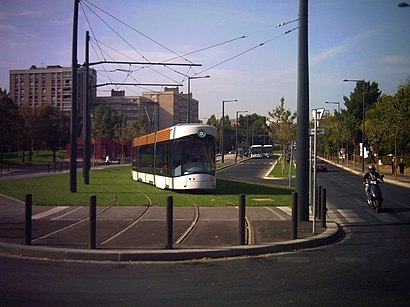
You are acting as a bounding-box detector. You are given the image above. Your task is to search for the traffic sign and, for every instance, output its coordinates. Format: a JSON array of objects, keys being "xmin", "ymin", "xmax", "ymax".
[
  {"xmin": 310, "ymin": 127, "xmax": 325, "ymax": 135},
  {"xmin": 312, "ymin": 108, "xmax": 325, "ymax": 121}
]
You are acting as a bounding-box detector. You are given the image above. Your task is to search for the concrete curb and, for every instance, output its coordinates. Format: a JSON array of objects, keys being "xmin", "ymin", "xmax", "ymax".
[{"xmin": 0, "ymin": 222, "xmax": 343, "ymax": 262}]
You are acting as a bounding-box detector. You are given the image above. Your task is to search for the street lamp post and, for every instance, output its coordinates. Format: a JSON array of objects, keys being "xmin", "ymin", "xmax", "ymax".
[
  {"xmin": 187, "ymin": 75, "xmax": 210, "ymax": 123},
  {"xmin": 221, "ymin": 99, "xmax": 237, "ymax": 163},
  {"xmin": 343, "ymin": 79, "xmax": 366, "ymax": 173},
  {"xmin": 235, "ymin": 110, "xmax": 248, "ymax": 163},
  {"xmin": 325, "ymin": 101, "xmax": 341, "ymax": 163}
]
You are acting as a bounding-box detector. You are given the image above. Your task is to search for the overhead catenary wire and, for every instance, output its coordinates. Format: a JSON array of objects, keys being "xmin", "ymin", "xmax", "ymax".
[
  {"xmin": 81, "ymin": 1, "xmax": 184, "ymax": 86},
  {"xmin": 80, "ymin": 0, "xmax": 300, "ymax": 95},
  {"xmin": 82, "ymin": 0, "xmax": 193, "ymax": 64},
  {"xmin": 196, "ymin": 27, "xmax": 298, "ymax": 76},
  {"xmin": 80, "ymin": 0, "xmax": 252, "ymax": 87}
]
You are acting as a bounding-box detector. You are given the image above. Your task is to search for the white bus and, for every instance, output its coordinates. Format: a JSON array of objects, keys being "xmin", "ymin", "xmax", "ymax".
[
  {"xmin": 249, "ymin": 145, "xmax": 263, "ymax": 158},
  {"xmin": 263, "ymin": 145, "xmax": 273, "ymax": 159},
  {"xmin": 132, "ymin": 124, "xmax": 216, "ymax": 190}
]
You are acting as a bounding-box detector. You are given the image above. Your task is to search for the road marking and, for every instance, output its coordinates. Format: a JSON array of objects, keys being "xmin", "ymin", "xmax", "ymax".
[
  {"xmin": 32, "ymin": 206, "xmax": 69, "ymax": 220},
  {"xmin": 373, "ymin": 213, "xmax": 399, "ymax": 223},
  {"xmin": 264, "ymin": 207, "xmax": 287, "ymax": 221},
  {"xmin": 51, "ymin": 207, "xmax": 83, "ymax": 220},
  {"xmin": 327, "ymin": 209, "xmax": 340, "ymax": 222},
  {"xmin": 277, "ymin": 206, "xmax": 292, "ymax": 216},
  {"xmin": 337, "ymin": 209, "xmax": 366, "ymax": 223}
]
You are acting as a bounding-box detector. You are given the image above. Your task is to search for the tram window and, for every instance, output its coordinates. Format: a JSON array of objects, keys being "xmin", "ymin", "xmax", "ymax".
[
  {"xmin": 132, "ymin": 146, "xmax": 138, "ymax": 171},
  {"xmin": 172, "ymin": 135, "xmax": 215, "ymax": 175},
  {"xmin": 155, "ymin": 141, "xmax": 171, "ymax": 176},
  {"xmin": 139, "ymin": 144, "xmax": 154, "ymax": 173}
]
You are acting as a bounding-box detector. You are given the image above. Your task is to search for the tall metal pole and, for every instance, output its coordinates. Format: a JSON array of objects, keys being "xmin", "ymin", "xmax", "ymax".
[
  {"xmin": 221, "ymin": 101, "xmax": 225, "ymax": 163},
  {"xmin": 312, "ymin": 110, "xmax": 318, "ymax": 234},
  {"xmin": 296, "ymin": 0, "xmax": 310, "ymax": 221},
  {"xmin": 83, "ymin": 31, "xmax": 91, "ymax": 184},
  {"xmin": 187, "ymin": 78, "xmax": 191, "ymax": 123},
  {"xmin": 361, "ymin": 82, "xmax": 365, "ymax": 173},
  {"xmin": 70, "ymin": 0, "xmax": 79, "ymax": 193}
]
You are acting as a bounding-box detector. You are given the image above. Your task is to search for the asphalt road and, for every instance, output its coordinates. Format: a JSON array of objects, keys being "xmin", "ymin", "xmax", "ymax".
[{"xmin": 1, "ymin": 159, "xmax": 410, "ymax": 306}]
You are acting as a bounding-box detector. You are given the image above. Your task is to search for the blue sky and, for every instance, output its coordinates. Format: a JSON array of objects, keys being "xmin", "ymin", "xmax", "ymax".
[{"xmin": 1, "ymin": 0, "xmax": 409, "ymax": 119}]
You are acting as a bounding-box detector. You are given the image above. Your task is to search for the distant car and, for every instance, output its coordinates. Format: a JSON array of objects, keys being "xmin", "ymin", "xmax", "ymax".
[
  {"xmin": 316, "ymin": 161, "xmax": 328, "ymax": 172},
  {"xmin": 310, "ymin": 158, "xmax": 328, "ymax": 172}
]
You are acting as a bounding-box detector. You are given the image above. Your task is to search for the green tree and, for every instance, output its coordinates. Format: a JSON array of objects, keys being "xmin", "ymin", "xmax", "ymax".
[
  {"xmin": 0, "ymin": 89, "xmax": 22, "ymax": 163},
  {"xmin": 36, "ymin": 105, "xmax": 70, "ymax": 162},
  {"xmin": 343, "ymin": 81, "xmax": 381, "ymax": 156},
  {"xmin": 113, "ymin": 115, "xmax": 145, "ymax": 164},
  {"xmin": 334, "ymin": 110, "xmax": 358, "ymax": 165},
  {"xmin": 267, "ymin": 97, "xmax": 296, "ymax": 173},
  {"xmin": 91, "ymin": 105, "xmax": 119, "ymax": 139}
]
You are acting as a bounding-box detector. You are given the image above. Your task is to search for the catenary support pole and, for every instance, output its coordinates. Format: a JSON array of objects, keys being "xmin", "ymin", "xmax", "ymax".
[
  {"xmin": 70, "ymin": 0, "xmax": 79, "ymax": 192},
  {"xmin": 296, "ymin": 0, "xmax": 310, "ymax": 221},
  {"xmin": 83, "ymin": 30, "xmax": 91, "ymax": 184}
]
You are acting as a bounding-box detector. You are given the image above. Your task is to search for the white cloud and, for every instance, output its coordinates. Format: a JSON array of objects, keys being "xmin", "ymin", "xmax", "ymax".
[
  {"xmin": 310, "ymin": 31, "xmax": 374, "ymax": 65},
  {"xmin": 0, "ymin": 24, "xmax": 17, "ymax": 31},
  {"xmin": 380, "ymin": 55, "xmax": 410, "ymax": 65}
]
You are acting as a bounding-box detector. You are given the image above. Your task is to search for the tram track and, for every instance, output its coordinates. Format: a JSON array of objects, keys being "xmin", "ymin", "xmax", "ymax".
[
  {"xmin": 98, "ymin": 180, "xmax": 153, "ymax": 246},
  {"xmin": 30, "ymin": 176, "xmax": 251, "ymax": 247},
  {"xmin": 31, "ymin": 177, "xmax": 119, "ymax": 244}
]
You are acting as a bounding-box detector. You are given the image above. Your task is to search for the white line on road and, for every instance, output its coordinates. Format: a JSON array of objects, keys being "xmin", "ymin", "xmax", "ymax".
[
  {"xmin": 264, "ymin": 207, "xmax": 287, "ymax": 221},
  {"xmin": 337, "ymin": 209, "xmax": 366, "ymax": 223},
  {"xmin": 32, "ymin": 206, "xmax": 69, "ymax": 220},
  {"xmin": 51, "ymin": 207, "xmax": 83, "ymax": 220}
]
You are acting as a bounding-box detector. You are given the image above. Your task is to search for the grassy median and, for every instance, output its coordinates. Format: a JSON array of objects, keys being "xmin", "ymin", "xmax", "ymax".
[{"xmin": 0, "ymin": 165, "xmax": 293, "ymax": 207}]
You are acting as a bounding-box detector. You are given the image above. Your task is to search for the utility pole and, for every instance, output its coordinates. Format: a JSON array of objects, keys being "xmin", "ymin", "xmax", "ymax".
[
  {"xmin": 83, "ymin": 31, "xmax": 90, "ymax": 184},
  {"xmin": 70, "ymin": 0, "xmax": 79, "ymax": 192},
  {"xmin": 296, "ymin": 0, "xmax": 310, "ymax": 221}
]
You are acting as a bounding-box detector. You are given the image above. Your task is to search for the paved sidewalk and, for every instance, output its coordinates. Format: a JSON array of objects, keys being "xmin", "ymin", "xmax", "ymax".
[
  {"xmin": 0, "ymin": 193, "xmax": 341, "ymax": 262},
  {"xmin": 0, "ymin": 155, "xmax": 343, "ymax": 262}
]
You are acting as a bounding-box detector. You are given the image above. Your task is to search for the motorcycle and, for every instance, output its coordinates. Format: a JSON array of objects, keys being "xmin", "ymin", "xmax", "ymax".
[{"xmin": 365, "ymin": 174, "xmax": 384, "ymax": 213}]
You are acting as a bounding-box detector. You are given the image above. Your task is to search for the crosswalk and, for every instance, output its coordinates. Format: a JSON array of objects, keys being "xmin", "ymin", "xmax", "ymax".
[{"xmin": 326, "ymin": 208, "xmax": 409, "ymax": 225}]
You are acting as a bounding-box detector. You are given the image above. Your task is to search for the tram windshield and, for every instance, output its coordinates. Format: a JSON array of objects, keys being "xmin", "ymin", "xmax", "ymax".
[{"xmin": 172, "ymin": 134, "xmax": 215, "ymax": 176}]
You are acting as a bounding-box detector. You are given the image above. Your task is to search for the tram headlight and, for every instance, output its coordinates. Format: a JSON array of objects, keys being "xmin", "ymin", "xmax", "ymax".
[{"xmin": 198, "ymin": 129, "xmax": 207, "ymax": 138}]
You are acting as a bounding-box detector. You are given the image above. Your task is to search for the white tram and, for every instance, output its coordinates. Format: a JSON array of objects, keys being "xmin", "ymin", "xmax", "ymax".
[{"xmin": 131, "ymin": 124, "xmax": 216, "ymax": 190}]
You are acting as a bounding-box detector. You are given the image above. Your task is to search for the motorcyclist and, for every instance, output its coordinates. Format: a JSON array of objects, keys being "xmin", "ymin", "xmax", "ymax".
[{"xmin": 363, "ymin": 164, "xmax": 384, "ymax": 205}]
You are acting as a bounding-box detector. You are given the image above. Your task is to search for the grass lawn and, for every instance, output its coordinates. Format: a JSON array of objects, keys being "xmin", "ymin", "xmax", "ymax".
[
  {"xmin": 268, "ymin": 157, "xmax": 296, "ymax": 178},
  {"xmin": 0, "ymin": 166, "xmax": 293, "ymax": 207}
]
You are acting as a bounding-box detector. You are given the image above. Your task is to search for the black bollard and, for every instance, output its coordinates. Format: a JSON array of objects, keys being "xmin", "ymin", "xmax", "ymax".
[
  {"xmin": 239, "ymin": 194, "xmax": 246, "ymax": 245},
  {"xmin": 25, "ymin": 194, "xmax": 32, "ymax": 245},
  {"xmin": 318, "ymin": 185, "xmax": 322, "ymax": 219},
  {"xmin": 291, "ymin": 192, "xmax": 298, "ymax": 240},
  {"xmin": 321, "ymin": 188, "xmax": 327, "ymax": 228},
  {"xmin": 89, "ymin": 195, "xmax": 96, "ymax": 249},
  {"xmin": 166, "ymin": 196, "xmax": 173, "ymax": 249}
]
